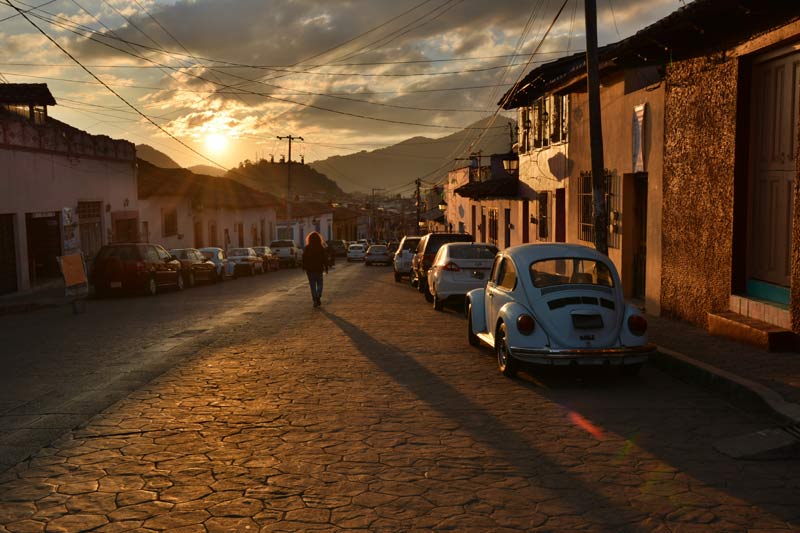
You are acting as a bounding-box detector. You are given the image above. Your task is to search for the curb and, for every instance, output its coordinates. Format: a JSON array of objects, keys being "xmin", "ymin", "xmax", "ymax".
[{"xmin": 653, "ymin": 347, "xmax": 800, "ymax": 424}]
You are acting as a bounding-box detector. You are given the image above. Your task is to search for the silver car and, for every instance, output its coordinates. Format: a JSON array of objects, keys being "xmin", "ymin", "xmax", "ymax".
[
  {"xmin": 364, "ymin": 245, "xmax": 391, "ymax": 266},
  {"xmin": 392, "ymin": 236, "xmax": 421, "ymax": 282}
]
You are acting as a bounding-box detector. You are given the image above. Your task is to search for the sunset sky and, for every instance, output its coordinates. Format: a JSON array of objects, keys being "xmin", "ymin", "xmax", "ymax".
[{"xmin": 0, "ymin": 0, "xmax": 683, "ymax": 171}]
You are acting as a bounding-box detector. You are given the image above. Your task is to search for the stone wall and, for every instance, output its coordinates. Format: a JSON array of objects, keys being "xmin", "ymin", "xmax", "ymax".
[{"xmin": 661, "ymin": 56, "xmax": 739, "ymax": 326}]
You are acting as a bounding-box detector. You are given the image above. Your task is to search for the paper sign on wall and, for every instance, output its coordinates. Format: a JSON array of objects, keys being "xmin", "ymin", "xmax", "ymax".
[{"xmin": 633, "ymin": 104, "xmax": 646, "ymax": 173}]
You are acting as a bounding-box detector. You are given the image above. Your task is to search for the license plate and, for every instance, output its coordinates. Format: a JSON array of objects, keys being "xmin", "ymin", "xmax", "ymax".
[
  {"xmin": 472, "ymin": 271, "xmax": 484, "ymax": 279},
  {"xmin": 110, "ymin": 281, "xmax": 122, "ymax": 288}
]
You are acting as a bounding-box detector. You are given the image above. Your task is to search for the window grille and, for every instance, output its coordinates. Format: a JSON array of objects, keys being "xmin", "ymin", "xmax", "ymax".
[
  {"xmin": 577, "ymin": 170, "xmax": 620, "ymax": 249},
  {"xmin": 537, "ymin": 191, "xmax": 549, "ymax": 241}
]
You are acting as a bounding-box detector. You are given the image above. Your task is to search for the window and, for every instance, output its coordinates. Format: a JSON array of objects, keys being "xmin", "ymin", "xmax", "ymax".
[
  {"xmin": 530, "ymin": 258, "xmax": 614, "ymax": 288},
  {"xmin": 537, "ymin": 192, "xmax": 549, "ymax": 241},
  {"xmin": 488, "ymin": 209, "xmax": 498, "ymax": 245},
  {"xmin": 498, "ymin": 258, "xmax": 517, "ymax": 290},
  {"xmin": 490, "ymin": 256, "xmax": 503, "ymax": 284},
  {"xmin": 504, "ymin": 208, "xmax": 512, "ymax": 248},
  {"xmin": 162, "ymin": 208, "xmax": 178, "ymax": 237},
  {"xmin": 524, "ymin": 95, "xmax": 569, "ymax": 150},
  {"xmin": 577, "ymin": 171, "xmax": 620, "ymax": 249}
]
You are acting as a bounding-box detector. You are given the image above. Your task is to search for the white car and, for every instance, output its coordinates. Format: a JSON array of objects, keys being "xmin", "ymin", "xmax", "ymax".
[
  {"xmin": 466, "ymin": 243, "xmax": 655, "ymax": 377},
  {"xmin": 347, "ymin": 244, "xmax": 366, "ymax": 262},
  {"xmin": 393, "ymin": 236, "xmax": 421, "ymax": 282},
  {"xmin": 269, "ymin": 240, "xmax": 303, "ymax": 267},
  {"xmin": 428, "ymin": 243, "xmax": 498, "ymax": 310},
  {"xmin": 198, "ymin": 247, "xmax": 235, "ymax": 281},
  {"xmin": 228, "ymin": 247, "xmax": 264, "ymax": 276}
]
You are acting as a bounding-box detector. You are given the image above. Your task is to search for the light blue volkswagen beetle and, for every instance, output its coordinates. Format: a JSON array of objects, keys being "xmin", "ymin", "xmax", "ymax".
[{"xmin": 466, "ymin": 243, "xmax": 655, "ymax": 377}]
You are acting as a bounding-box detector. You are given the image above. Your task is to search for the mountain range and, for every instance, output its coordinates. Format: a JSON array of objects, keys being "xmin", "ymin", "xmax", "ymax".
[
  {"xmin": 135, "ymin": 116, "xmax": 515, "ymax": 196},
  {"xmin": 309, "ymin": 116, "xmax": 516, "ymax": 194}
]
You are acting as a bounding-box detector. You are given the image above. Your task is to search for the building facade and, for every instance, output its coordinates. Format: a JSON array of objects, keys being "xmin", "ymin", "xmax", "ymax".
[{"xmin": 0, "ymin": 84, "xmax": 137, "ymax": 294}]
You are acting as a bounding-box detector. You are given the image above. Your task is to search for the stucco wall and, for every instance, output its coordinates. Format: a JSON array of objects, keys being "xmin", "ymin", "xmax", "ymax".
[
  {"xmin": 661, "ymin": 56, "xmax": 739, "ymax": 326},
  {"xmin": 567, "ymin": 73, "xmax": 665, "ymax": 309},
  {"xmin": 0, "ymin": 147, "xmax": 137, "ymax": 290}
]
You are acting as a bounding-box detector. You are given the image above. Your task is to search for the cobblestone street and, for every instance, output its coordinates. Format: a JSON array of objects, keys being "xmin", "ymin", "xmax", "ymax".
[{"xmin": 0, "ymin": 263, "xmax": 798, "ymax": 531}]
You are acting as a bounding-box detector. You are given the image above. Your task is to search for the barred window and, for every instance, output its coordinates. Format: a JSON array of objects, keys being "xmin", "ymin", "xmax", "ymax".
[
  {"xmin": 578, "ymin": 171, "xmax": 620, "ymax": 249},
  {"xmin": 488, "ymin": 209, "xmax": 499, "ymax": 245},
  {"xmin": 537, "ymin": 191, "xmax": 549, "ymax": 241}
]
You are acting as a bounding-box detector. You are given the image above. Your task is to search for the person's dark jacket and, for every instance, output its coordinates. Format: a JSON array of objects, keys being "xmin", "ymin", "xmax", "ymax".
[{"xmin": 302, "ymin": 244, "xmax": 329, "ymax": 273}]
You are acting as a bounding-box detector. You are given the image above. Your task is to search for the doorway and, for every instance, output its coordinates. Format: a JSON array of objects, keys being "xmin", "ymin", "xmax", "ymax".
[
  {"xmin": 746, "ymin": 49, "xmax": 798, "ymax": 305},
  {"xmin": 0, "ymin": 214, "xmax": 17, "ymax": 294},
  {"xmin": 26, "ymin": 212, "xmax": 61, "ymax": 287}
]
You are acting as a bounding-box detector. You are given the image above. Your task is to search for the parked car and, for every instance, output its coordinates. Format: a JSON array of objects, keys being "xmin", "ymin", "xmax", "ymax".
[
  {"xmin": 347, "ymin": 243, "xmax": 366, "ymax": 262},
  {"xmin": 428, "ymin": 243, "xmax": 499, "ymax": 310},
  {"xmin": 466, "ymin": 243, "xmax": 655, "ymax": 377},
  {"xmin": 327, "ymin": 240, "xmax": 348, "ymax": 257},
  {"xmin": 169, "ymin": 248, "xmax": 218, "ymax": 286},
  {"xmin": 253, "ymin": 246, "xmax": 280, "ymax": 271},
  {"xmin": 393, "ymin": 235, "xmax": 421, "ymax": 282},
  {"xmin": 228, "ymin": 247, "xmax": 264, "ymax": 276},
  {"xmin": 270, "ymin": 239, "xmax": 303, "ymax": 267},
  {"xmin": 364, "ymin": 244, "xmax": 391, "ymax": 266},
  {"xmin": 198, "ymin": 247, "xmax": 234, "ymax": 281},
  {"xmin": 412, "ymin": 232, "xmax": 474, "ymax": 301},
  {"xmin": 92, "ymin": 243, "xmax": 183, "ymax": 296}
]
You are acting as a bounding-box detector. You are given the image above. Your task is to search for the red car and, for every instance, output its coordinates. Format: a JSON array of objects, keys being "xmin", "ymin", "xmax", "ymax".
[{"xmin": 92, "ymin": 243, "xmax": 184, "ymax": 296}]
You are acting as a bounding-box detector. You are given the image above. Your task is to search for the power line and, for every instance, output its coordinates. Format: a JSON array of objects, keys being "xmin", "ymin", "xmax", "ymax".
[{"xmin": 4, "ymin": 0, "xmax": 230, "ymax": 170}]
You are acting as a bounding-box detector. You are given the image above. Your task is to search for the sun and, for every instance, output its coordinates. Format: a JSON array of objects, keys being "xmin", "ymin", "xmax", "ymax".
[{"xmin": 204, "ymin": 133, "xmax": 228, "ymax": 154}]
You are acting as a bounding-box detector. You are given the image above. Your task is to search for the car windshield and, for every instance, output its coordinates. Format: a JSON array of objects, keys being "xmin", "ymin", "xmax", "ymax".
[
  {"xmin": 230, "ymin": 249, "xmax": 250, "ymax": 256},
  {"xmin": 170, "ymin": 249, "xmax": 189, "ymax": 259},
  {"xmin": 401, "ymin": 239, "xmax": 420, "ymax": 251},
  {"xmin": 200, "ymin": 251, "xmax": 215, "ymax": 260},
  {"xmin": 530, "ymin": 258, "xmax": 614, "ymax": 288},
  {"xmin": 270, "ymin": 240, "xmax": 294, "ymax": 247},
  {"xmin": 368, "ymin": 246, "xmax": 387, "ymax": 253},
  {"xmin": 449, "ymin": 245, "xmax": 497, "ymax": 260},
  {"xmin": 349, "ymin": 245, "xmax": 363, "ymax": 251}
]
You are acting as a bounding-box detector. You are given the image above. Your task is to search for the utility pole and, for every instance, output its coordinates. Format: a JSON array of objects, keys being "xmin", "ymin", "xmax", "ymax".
[
  {"xmin": 277, "ymin": 135, "xmax": 303, "ymax": 239},
  {"xmin": 370, "ymin": 188, "xmax": 384, "ymax": 242},
  {"xmin": 585, "ymin": 0, "xmax": 608, "ymax": 255},
  {"xmin": 414, "ymin": 179, "xmax": 422, "ymax": 235}
]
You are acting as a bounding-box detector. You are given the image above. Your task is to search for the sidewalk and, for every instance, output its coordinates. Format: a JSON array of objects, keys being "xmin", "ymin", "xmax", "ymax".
[
  {"xmin": 0, "ymin": 282, "xmax": 74, "ymax": 316},
  {"xmin": 647, "ymin": 314, "xmax": 800, "ymax": 423}
]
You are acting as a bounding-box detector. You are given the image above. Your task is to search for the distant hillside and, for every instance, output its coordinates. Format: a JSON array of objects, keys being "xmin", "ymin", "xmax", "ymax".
[
  {"xmin": 310, "ymin": 116, "xmax": 516, "ymax": 193},
  {"xmin": 135, "ymin": 144, "xmax": 181, "ymax": 168},
  {"xmin": 226, "ymin": 159, "xmax": 344, "ymax": 200},
  {"xmin": 188, "ymin": 164, "xmax": 226, "ymax": 177}
]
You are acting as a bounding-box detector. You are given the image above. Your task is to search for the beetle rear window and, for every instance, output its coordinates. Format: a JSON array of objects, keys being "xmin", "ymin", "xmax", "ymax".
[{"xmin": 530, "ymin": 258, "xmax": 614, "ymax": 288}]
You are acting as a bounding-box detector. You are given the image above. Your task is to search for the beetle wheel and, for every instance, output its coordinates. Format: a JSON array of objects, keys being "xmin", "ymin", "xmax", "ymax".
[
  {"xmin": 496, "ymin": 323, "xmax": 518, "ymax": 377},
  {"xmin": 467, "ymin": 304, "xmax": 480, "ymax": 347}
]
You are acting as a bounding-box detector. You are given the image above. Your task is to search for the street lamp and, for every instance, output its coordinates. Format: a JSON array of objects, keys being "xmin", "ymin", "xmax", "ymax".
[{"xmin": 438, "ymin": 199, "xmax": 447, "ymax": 211}]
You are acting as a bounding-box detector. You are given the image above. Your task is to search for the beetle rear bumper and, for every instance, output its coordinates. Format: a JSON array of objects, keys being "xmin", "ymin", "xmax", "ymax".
[{"xmin": 509, "ymin": 343, "xmax": 656, "ymax": 366}]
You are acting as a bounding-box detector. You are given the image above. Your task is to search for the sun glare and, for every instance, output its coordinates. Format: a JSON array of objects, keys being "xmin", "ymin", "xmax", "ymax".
[{"xmin": 205, "ymin": 133, "xmax": 228, "ymax": 154}]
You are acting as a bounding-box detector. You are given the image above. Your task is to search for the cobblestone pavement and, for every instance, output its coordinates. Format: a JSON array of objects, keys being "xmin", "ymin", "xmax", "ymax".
[{"xmin": 0, "ymin": 263, "xmax": 798, "ymax": 531}]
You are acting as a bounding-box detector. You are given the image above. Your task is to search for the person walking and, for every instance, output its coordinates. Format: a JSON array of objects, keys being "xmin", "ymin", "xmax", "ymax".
[{"xmin": 302, "ymin": 231, "xmax": 329, "ymax": 307}]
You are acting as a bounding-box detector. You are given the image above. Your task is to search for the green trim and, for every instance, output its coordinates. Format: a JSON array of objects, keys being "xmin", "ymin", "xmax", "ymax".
[{"xmin": 746, "ymin": 279, "xmax": 790, "ymax": 307}]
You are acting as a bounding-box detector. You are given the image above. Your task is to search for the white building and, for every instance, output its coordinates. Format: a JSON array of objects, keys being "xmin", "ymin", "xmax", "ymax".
[
  {"xmin": 137, "ymin": 161, "xmax": 278, "ymax": 251},
  {"xmin": 0, "ymin": 84, "xmax": 137, "ymax": 294}
]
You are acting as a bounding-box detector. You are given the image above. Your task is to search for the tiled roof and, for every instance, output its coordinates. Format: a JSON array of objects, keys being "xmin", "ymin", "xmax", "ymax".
[
  {"xmin": 501, "ymin": 0, "xmax": 800, "ymax": 108},
  {"xmin": 0, "ymin": 83, "xmax": 56, "ymax": 106},
  {"xmin": 137, "ymin": 160, "xmax": 279, "ymax": 209}
]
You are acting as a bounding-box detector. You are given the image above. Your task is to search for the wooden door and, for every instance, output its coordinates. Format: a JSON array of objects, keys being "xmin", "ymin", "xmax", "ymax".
[{"xmin": 748, "ymin": 51, "xmax": 799, "ymax": 288}]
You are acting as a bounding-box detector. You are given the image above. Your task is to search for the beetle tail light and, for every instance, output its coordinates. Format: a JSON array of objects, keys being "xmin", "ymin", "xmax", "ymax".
[
  {"xmin": 443, "ymin": 261, "xmax": 461, "ymax": 272},
  {"xmin": 628, "ymin": 315, "xmax": 648, "ymax": 336},
  {"xmin": 517, "ymin": 314, "xmax": 536, "ymax": 335}
]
